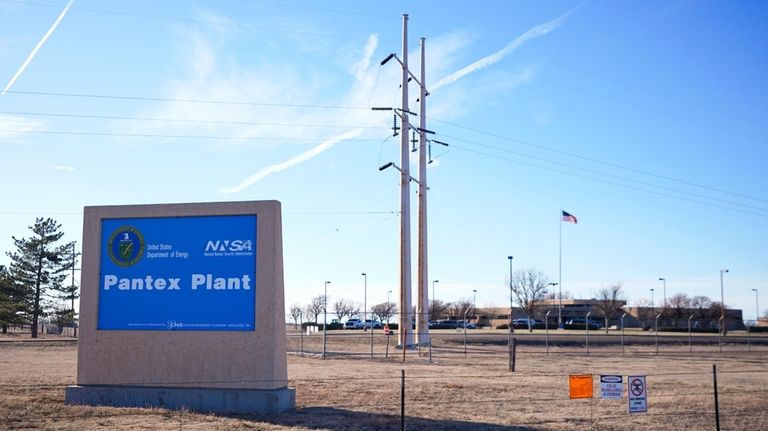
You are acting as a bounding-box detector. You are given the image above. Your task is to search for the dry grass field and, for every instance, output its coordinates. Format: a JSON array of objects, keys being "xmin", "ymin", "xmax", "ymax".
[{"xmin": 1, "ymin": 330, "xmax": 767, "ymax": 430}]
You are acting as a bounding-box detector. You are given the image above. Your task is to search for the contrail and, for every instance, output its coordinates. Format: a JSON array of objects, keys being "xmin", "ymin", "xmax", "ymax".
[
  {"xmin": 431, "ymin": 8, "xmax": 575, "ymax": 92},
  {"xmin": 2, "ymin": 0, "xmax": 75, "ymax": 95},
  {"xmin": 219, "ymin": 128, "xmax": 364, "ymax": 194}
]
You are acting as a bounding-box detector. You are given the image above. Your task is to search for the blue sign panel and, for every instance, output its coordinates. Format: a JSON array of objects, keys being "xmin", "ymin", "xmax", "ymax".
[{"xmin": 98, "ymin": 215, "xmax": 257, "ymax": 331}]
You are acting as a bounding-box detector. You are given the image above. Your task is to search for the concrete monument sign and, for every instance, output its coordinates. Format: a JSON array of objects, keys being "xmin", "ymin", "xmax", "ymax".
[{"xmin": 65, "ymin": 201, "xmax": 294, "ymax": 414}]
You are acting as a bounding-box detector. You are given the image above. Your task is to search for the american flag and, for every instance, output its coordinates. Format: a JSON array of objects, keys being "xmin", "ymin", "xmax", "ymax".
[{"xmin": 562, "ymin": 210, "xmax": 578, "ymax": 224}]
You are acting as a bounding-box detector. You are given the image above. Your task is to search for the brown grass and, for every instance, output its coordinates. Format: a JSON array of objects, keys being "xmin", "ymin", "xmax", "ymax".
[{"xmin": 1, "ymin": 330, "xmax": 767, "ymax": 430}]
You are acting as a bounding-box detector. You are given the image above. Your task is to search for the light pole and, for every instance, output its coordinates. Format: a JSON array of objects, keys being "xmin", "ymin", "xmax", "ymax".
[
  {"xmin": 720, "ymin": 269, "xmax": 729, "ymax": 335},
  {"xmin": 387, "ymin": 290, "xmax": 393, "ymax": 324},
  {"xmin": 508, "ymin": 256, "xmax": 514, "ymax": 335},
  {"xmin": 753, "ymin": 288, "xmax": 759, "ymax": 325},
  {"xmin": 658, "ymin": 277, "xmax": 666, "ymax": 308},
  {"xmin": 472, "ymin": 289, "xmax": 477, "ymax": 325},
  {"xmin": 432, "ymin": 280, "xmax": 439, "ymax": 304},
  {"xmin": 322, "ymin": 280, "xmax": 331, "ymax": 359}
]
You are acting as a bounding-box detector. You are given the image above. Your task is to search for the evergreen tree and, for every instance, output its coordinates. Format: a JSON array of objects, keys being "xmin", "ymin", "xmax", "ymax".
[
  {"xmin": 0, "ymin": 265, "xmax": 31, "ymax": 333},
  {"xmin": 6, "ymin": 218, "xmax": 75, "ymax": 338}
]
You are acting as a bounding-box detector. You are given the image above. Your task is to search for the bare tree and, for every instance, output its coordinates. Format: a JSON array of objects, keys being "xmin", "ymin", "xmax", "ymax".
[
  {"xmin": 289, "ymin": 303, "xmax": 303, "ymax": 329},
  {"xmin": 633, "ymin": 298, "xmax": 654, "ymax": 329},
  {"xmin": 691, "ymin": 296, "xmax": 713, "ymax": 319},
  {"xmin": 371, "ymin": 301, "xmax": 397, "ymax": 324},
  {"xmin": 305, "ymin": 295, "xmax": 324, "ymax": 324},
  {"xmin": 510, "ymin": 268, "xmax": 550, "ymax": 332},
  {"xmin": 333, "ymin": 299, "xmax": 358, "ymax": 321},
  {"xmin": 593, "ymin": 283, "xmax": 626, "ymax": 333},
  {"xmin": 428, "ymin": 299, "xmax": 451, "ymax": 321},
  {"xmin": 667, "ymin": 293, "xmax": 691, "ymax": 328},
  {"xmin": 450, "ymin": 298, "xmax": 474, "ymax": 322}
]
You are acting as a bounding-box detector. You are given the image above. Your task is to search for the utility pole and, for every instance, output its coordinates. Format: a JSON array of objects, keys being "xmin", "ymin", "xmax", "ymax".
[
  {"xmin": 398, "ymin": 13, "xmax": 413, "ymax": 348},
  {"xmin": 416, "ymin": 37, "xmax": 429, "ymax": 346}
]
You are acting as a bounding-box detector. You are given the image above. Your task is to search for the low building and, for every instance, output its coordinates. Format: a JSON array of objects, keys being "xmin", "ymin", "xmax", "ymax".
[{"xmin": 474, "ymin": 299, "xmax": 743, "ymax": 331}]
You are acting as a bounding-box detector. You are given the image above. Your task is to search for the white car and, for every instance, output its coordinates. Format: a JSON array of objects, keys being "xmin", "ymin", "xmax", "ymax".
[
  {"xmin": 344, "ymin": 319, "xmax": 361, "ymax": 329},
  {"xmin": 355, "ymin": 319, "xmax": 383, "ymax": 329}
]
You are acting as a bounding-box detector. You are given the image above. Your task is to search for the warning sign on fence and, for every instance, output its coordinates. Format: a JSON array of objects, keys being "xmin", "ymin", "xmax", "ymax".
[
  {"xmin": 569, "ymin": 374, "xmax": 593, "ymax": 399},
  {"xmin": 600, "ymin": 375, "xmax": 623, "ymax": 399},
  {"xmin": 627, "ymin": 375, "xmax": 648, "ymax": 413}
]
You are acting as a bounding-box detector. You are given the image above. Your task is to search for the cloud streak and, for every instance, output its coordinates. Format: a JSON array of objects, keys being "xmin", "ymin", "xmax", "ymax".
[
  {"xmin": 219, "ymin": 128, "xmax": 364, "ymax": 194},
  {"xmin": 2, "ymin": 0, "xmax": 75, "ymax": 95},
  {"xmin": 431, "ymin": 8, "xmax": 574, "ymax": 92}
]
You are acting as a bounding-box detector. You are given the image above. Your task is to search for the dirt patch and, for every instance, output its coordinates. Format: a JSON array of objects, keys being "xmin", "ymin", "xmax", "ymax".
[{"xmin": 1, "ymin": 334, "xmax": 766, "ymax": 430}]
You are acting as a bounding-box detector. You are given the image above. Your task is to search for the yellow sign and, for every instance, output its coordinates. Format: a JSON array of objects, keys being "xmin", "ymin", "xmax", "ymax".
[{"xmin": 569, "ymin": 374, "xmax": 593, "ymax": 399}]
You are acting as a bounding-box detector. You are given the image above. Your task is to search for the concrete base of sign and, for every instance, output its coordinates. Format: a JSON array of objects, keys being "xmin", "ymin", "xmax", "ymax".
[{"xmin": 65, "ymin": 385, "xmax": 295, "ymax": 414}]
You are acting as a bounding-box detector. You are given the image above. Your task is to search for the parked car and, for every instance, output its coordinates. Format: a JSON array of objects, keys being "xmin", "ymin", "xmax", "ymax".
[
  {"xmin": 345, "ymin": 318, "xmax": 361, "ymax": 329},
  {"xmin": 429, "ymin": 320, "xmax": 460, "ymax": 329},
  {"xmin": 565, "ymin": 318, "xmax": 601, "ymax": 330},
  {"xmin": 355, "ymin": 319, "xmax": 383, "ymax": 329},
  {"xmin": 512, "ymin": 318, "xmax": 544, "ymax": 329}
]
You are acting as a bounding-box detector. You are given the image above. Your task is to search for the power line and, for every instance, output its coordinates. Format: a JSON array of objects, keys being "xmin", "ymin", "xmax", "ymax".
[
  {"xmin": 441, "ymin": 133, "xmax": 768, "ymax": 214},
  {"xmin": 430, "ymin": 118, "xmax": 768, "ymax": 205},
  {"xmin": 447, "ymin": 143, "xmax": 768, "ymax": 219},
  {"xmin": 0, "ymin": 129, "xmax": 384, "ymax": 142},
  {"xmin": 4, "ymin": 90, "xmax": 367, "ymax": 111},
  {"xmin": 0, "ymin": 110, "xmax": 389, "ymax": 131},
  {"xmin": 5, "ymin": 92, "xmax": 765, "ymax": 212},
  {"xmin": 410, "ymin": 18, "xmax": 768, "ymax": 129}
]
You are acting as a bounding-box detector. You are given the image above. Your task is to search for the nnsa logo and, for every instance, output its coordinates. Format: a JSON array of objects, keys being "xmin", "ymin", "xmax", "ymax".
[{"xmin": 205, "ymin": 240, "xmax": 253, "ymax": 252}]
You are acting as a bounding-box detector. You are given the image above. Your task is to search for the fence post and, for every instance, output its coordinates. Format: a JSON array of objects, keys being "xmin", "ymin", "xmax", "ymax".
[
  {"xmin": 511, "ymin": 337, "xmax": 517, "ymax": 372},
  {"xmin": 713, "ymin": 364, "xmax": 721, "ymax": 431},
  {"xmin": 719, "ymin": 317, "xmax": 723, "ymax": 353},
  {"xmin": 401, "ymin": 369, "xmax": 405, "ymax": 431},
  {"xmin": 371, "ymin": 318, "xmax": 374, "ymax": 359},
  {"xmin": 621, "ymin": 312, "xmax": 626, "ymax": 355},
  {"xmin": 299, "ymin": 314, "xmax": 304, "ymax": 357},
  {"xmin": 386, "ymin": 332, "xmax": 390, "ymax": 358},
  {"xmin": 688, "ymin": 315, "xmax": 694, "ymax": 354},
  {"xmin": 463, "ymin": 310, "xmax": 469, "ymax": 358},
  {"xmin": 402, "ymin": 329, "xmax": 407, "ymax": 363},
  {"xmin": 586, "ymin": 311, "xmax": 591, "ymax": 355},
  {"xmin": 545, "ymin": 310, "xmax": 550, "ymax": 355},
  {"xmin": 428, "ymin": 338, "xmax": 432, "ymax": 363}
]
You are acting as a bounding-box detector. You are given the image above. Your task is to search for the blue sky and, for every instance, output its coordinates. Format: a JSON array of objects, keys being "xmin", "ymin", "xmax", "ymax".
[{"xmin": 1, "ymin": 1, "xmax": 766, "ymax": 320}]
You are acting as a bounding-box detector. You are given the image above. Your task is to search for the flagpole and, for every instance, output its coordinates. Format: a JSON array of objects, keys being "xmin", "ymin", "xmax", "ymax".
[{"xmin": 558, "ymin": 209, "xmax": 563, "ymax": 329}]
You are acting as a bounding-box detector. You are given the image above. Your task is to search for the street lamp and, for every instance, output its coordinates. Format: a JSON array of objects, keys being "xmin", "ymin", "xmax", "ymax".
[
  {"xmin": 720, "ymin": 269, "xmax": 729, "ymax": 335},
  {"xmin": 658, "ymin": 277, "xmax": 666, "ymax": 308},
  {"xmin": 650, "ymin": 288, "xmax": 655, "ymax": 311},
  {"xmin": 322, "ymin": 280, "xmax": 331, "ymax": 359},
  {"xmin": 472, "ymin": 289, "xmax": 477, "ymax": 325},
  {"xmin": 432, "ymin": 280, "xmax": 439, "ymax": 303},
  {"xmin": 753, "ymin": 288, "xmax": 759, "ymax": 325},
  {"xmin": 387, "ymin": 290, "xmax": 393, "ymax": 324}
]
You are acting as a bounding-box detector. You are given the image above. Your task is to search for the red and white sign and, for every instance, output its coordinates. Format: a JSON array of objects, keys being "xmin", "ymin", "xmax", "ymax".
[{"xmin": 627, "ymin": 375, "xmax": 648, "ymax": 413}]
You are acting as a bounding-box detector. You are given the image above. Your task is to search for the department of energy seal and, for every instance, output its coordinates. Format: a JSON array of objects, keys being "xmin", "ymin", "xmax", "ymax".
[{"xmin": 107, "ymin": 226, "xmax": 145, "ymax": 267}]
